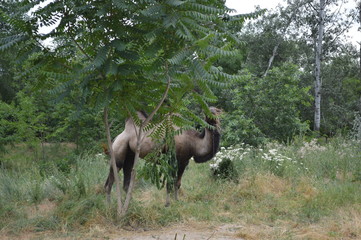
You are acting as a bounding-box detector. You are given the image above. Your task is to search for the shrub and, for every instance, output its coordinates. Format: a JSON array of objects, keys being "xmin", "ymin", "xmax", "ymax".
[{"xmin": 209, "ymin": 145, "xmax": 251, "ymax": 180}]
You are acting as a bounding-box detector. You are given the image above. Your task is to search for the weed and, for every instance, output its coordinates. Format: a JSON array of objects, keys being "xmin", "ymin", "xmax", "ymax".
[{"xmin": 1, "ymin": 138, "xmax": 361, "ymax": 239}]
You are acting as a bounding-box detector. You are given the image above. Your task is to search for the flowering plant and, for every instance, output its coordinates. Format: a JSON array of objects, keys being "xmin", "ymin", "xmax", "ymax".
[
  {"xmin": 210, "ymin": 144, "xmax": 251, "ymax": 180},
  {"xmin": 261, "ymin": 148, "xmax": 308, "ymax": 176}
]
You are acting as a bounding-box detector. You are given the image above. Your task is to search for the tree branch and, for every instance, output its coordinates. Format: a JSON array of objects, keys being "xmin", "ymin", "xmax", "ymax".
[
  {"xmin": 142, "ymin": 64, "xmax": 172, "ymax": 128},
  {"xmin": 104, "ymin": 107, "xmax": 123, "ymax": 217},
  {"xmin": 69, "ymin": 34, "xmax": 92, "ymax": 61},
  {"xmin": 121, "ymin": 63, "xmax": 172, "ymax": 215}
]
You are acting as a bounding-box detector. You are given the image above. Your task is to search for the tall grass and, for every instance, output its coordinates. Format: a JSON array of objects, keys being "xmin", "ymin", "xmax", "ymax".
[
  {"xmin": 0, "ymin": 138, "xmax": 360, "ymax": 239},
  {"xmin": 0, "ymin": 150, "xmax": 108, "ymax": 235}
]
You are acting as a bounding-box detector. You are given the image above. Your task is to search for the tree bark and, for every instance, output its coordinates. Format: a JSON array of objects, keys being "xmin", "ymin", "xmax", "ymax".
[
  {"xmin": 263, "ymin": 43, "xmax": 280, "ymax": 78},
  {"xmin": 262, "ymin": 1, "xmax": 302, "ymax": 78},
  {"xmin": 314, "ymin": 0, "xmax": 325, "ymax": 132},
  {"xmin": 104, "ymin": 108, "xmax": 123, "ymax": 216},
  {"xmin": 358, "ymin": 1, "xmax": 361, "ymax": 80},
  {"xmin": 121, "ymin": 70, "xmax": 172, "ymax": 216},
  {"xmin": 359, "ymin": 2, "xmax": 361, "ymax": 112},
  {"xmin": 358, "ymin": 1, "xmax": 361, "ymax": 113}
]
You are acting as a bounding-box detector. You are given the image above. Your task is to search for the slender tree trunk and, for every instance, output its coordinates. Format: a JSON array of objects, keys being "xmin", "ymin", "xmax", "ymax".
[
  {"xmin": 358, "ymin": 2, "xmax": 361, "ymax": 80},
  {"xmin": 359, "ymin": 2, "xmax": 361, "ymax": 112},
  {"xmin": 104, "ymin": 108, "xmax": 123, "ymax": 216},
  {"xmin": 263, "ymin": 43, "xmax": 280, "ymax": 78},
  {"xmin": 314, "ymin": 0, "xmax": 325, "ymax": 132},
  {"xmin": 262, "ymin": 1, "xmax": 301, "ymax": 78},
  {"xmin": 121, "ymin": 70, "xmax": 172, "ymax": 216},
  {"xmin": 122, "ymin": 130, "xmax": 142, "ymax": 215}
]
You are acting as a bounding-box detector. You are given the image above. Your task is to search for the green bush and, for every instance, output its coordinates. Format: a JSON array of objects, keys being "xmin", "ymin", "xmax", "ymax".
[
  {"xmin": 210, "ymin": 157, "xmax": 238, "ymax": 180},
  {"xmin": 220, "ymin": 63, "xmax": 311, "ymax": 146}
]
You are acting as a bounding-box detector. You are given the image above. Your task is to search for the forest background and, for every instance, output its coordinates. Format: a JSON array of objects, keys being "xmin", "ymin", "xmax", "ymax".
[{"xmin": 1, "ymin": 0, "xmax": 361, "ymax": 151}]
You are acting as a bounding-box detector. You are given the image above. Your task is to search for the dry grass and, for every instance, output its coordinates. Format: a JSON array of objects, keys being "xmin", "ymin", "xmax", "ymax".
[
  {"xmin": 1, "ymin": 139, "xmax": 361, "ymax": 239},
  {"xmin": 295, "ymin": 177, "xmax": 318, "ymax": 200}
]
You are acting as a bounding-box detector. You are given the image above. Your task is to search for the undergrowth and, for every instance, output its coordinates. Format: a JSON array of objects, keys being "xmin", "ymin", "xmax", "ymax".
[{"xmin": 0, "ymin": 138, "xmax": 361, "ymax": 239}]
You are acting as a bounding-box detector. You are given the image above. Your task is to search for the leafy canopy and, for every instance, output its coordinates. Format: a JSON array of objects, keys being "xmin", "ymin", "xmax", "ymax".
[{"xmin": 0, "ymin": 0, "xmax": 260, "ymax": 128}]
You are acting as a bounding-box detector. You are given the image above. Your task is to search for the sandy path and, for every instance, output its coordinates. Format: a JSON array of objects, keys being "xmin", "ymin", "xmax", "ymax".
[{"xmin": 112, "ymin": 223, "xmax": 244, "ymax": 240}]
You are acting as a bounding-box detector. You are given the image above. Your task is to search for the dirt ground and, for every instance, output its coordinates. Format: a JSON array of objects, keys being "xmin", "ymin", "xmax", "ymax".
[
  {"xmin": 111, "ymin": 223, "xmax": 244, "ymax": 240},
  {"xmin": 1, "ymin": 223, "xmax": 245, "ymax": 240}
]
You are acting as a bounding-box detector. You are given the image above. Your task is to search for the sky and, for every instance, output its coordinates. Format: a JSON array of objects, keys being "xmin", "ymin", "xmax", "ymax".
[
  {"xmin": 225, "ymin": 0, "xmax": 283, "ymax": 14},
  {"xmin": 225, "ymin": 0, "xmax": 360, "ymax": 45},
  {"xmin": 36, "ymin": 0, "xmax": 359, "ymax": 45}
]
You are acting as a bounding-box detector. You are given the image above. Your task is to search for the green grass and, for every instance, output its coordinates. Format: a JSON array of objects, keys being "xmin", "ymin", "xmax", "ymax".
[{"xmin": 0, "ymin": 138, "xmax": 361, "ymax": 239}]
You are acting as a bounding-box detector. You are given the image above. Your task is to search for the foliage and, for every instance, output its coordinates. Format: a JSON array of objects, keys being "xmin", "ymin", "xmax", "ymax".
[
  {"xmin": 221, "ymin": 63, "xmax": 311, "ymax": 146},
  {"xmin": 321, "ymin": 47, "xmax": 361, "ymax": 135},
  {"xmin": 0, "ymin": 0, "xmax": 250, "ymax": 120},
  {"xmin": 0, "ymin": 0, "xmax": 358, "ymax": 151},
  {"xmin": 0, "ymin": 1, "xmax": 258, "ymax": 198},
  {"xmin": 221, "ymin": 110, "xmax": 266, "ymax": 146},
  {"xmin": 139, "ymin": 120, "xmax": 178, "ymax": 190},
  {"xmin": 0, "ymin": 92, "xmax": 44, "ymax": 152}
]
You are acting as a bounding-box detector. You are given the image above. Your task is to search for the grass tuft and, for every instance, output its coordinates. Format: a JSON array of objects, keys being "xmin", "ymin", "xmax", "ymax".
[{"xmin": 0, "ymin": 138, "xmax": 361, "ymax": 239}]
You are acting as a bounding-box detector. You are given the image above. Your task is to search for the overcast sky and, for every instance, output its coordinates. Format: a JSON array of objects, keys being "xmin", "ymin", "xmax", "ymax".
[
  {"xmin": 225, "ymin": 0, "xmax": 360, "ymax": 45},
  {"xmin": 36, "ymin": 0, "xmax": 359, "ymax": 45},
  {"xmin": 225, "ymin": 0, "xmax": 284, "ymax": 14}
]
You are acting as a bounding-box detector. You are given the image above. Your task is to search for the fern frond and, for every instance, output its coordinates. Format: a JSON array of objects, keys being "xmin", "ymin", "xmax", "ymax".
[
  {"xmin": 196, "ymin": 80, "xmax": 217, "ymax": 102},
  {"xmin": 141, "ymin": 4, "xmax": 164, "ymax": 17},
  {"xmin": 111, "ymin": 0, "xmax": 135, "ymax": 11},
  {"xmin": 171, "ymin": 114, "xmax": 193, "ymax": 128}
]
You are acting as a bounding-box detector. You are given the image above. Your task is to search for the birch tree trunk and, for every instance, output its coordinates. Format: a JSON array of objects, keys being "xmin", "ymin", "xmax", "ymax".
[
  {"xmin": 358, "ymin": 1, "xmax": 361, "ymax": 80},
  {"xmin": 263, "ymin": 43, "xmax": 280, "ymax": 78},
  {"xmin": 263, "ymin": 0, "xmax": 302, "ymax": 78},
  {"xmin": 359, "ymin": 1, "xmax": 361, "ymax": 112},
  {"xmin": 314, "ymin": 0, "xmax": 326, "ymax": 132}
]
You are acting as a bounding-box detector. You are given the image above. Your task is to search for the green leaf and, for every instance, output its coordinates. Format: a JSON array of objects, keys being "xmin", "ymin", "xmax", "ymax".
[{"xmin": 94, "ymin": 45, "xmax": 109, "ymax": 67}]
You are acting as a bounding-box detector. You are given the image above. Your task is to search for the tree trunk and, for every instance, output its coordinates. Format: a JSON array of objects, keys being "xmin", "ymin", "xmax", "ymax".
[
  {"xmin": 314, "ymin": 0, "xmax": 325, "ymax": 132},
  {"xmin": 104, "ymin": 108, "xmax": 123, "ymax": 216},
  {"xmin": 263, "ymin": 43, "xmax": 280, "ymax": 78},
  {"xmin": 358, "ymin": 1, "xmax": 361, "ymax": 80},
  {"xmin": 121, "ymin": 70, "xmax": 172, "ymax": 216},
  {"xmin": 359, "ymin": 1, "xmax": 361, "ymax": 112},
  {"xmin": 121, "ymin": 132, "xmax": 142, "ymax": 215}
]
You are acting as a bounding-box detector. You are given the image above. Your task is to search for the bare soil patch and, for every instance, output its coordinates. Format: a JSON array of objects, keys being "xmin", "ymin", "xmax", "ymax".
[{"xmin": 111, "ymin": 223, "xmax": 244, "ymax": 240}]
